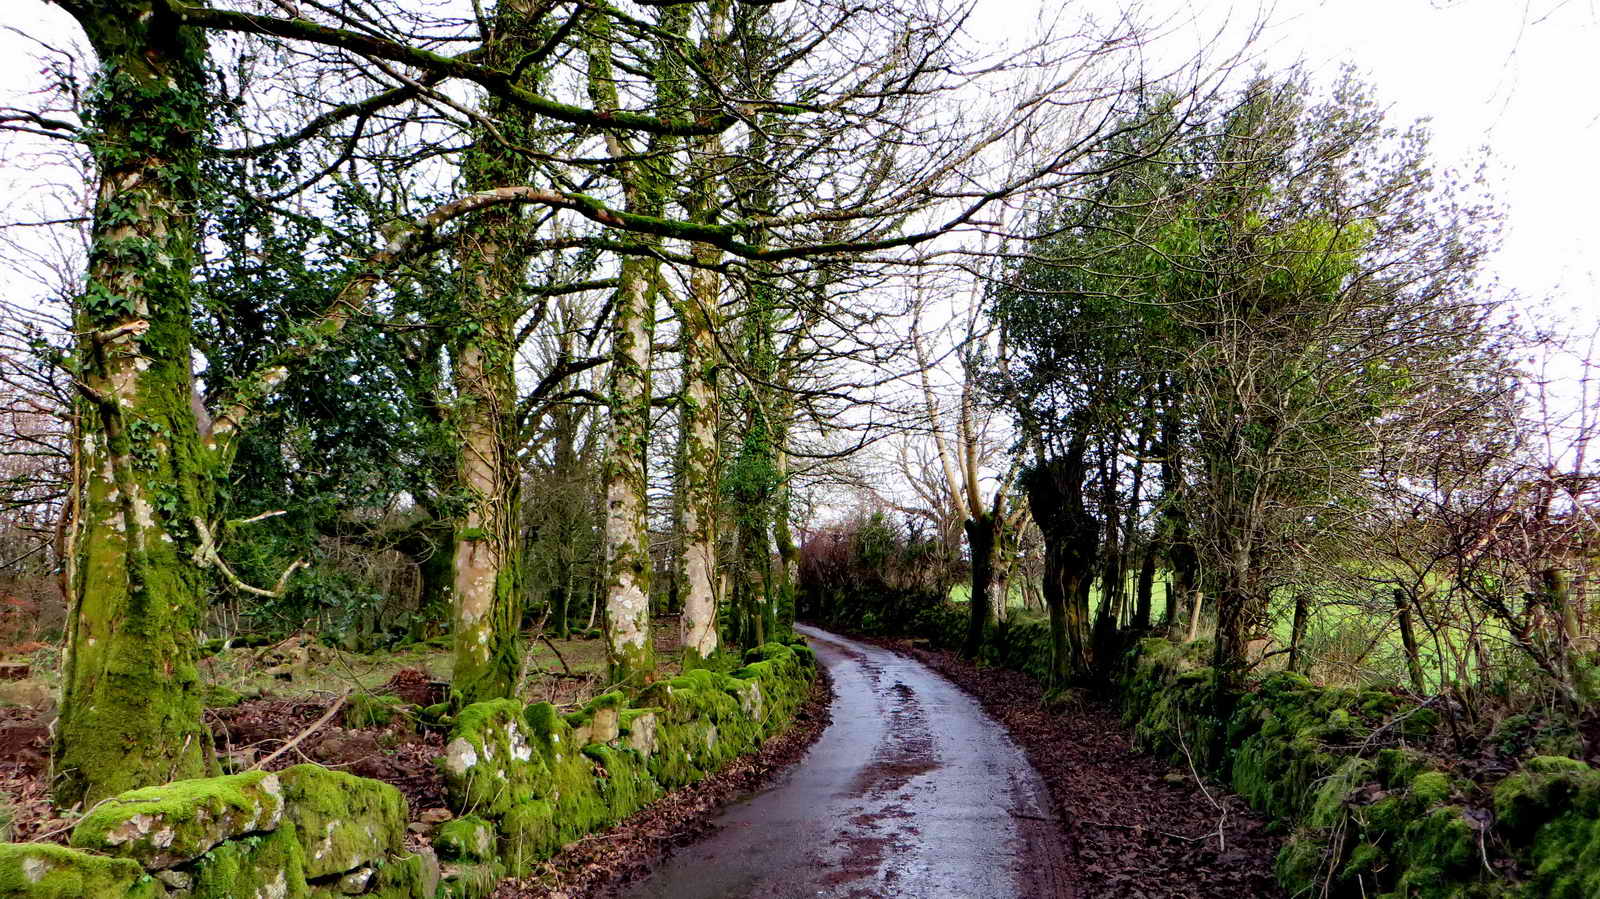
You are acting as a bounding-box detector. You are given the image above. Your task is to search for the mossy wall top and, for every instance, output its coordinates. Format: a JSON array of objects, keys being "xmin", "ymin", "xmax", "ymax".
[{"xmin": 0, "ymin": 639, "xmax": 816, "ymax": 899}]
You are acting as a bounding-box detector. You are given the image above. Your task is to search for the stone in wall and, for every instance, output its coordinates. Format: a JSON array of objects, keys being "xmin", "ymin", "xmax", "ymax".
[
  {"xmin": 70, "ymin": 770, "xmax": 286, "ymax": 869},
  {"xmin": 0, "ymin": 844, "xmax": 165, "ymax": 898},
  {"xmin": 439, "ymin": 699, "xmax": 548, "ymax": 820}
]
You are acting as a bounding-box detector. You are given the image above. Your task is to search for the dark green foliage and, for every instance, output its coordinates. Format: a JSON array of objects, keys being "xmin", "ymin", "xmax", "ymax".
[{"xmin": 797, "ymin": 510, "xmax": 955, "ymax": 635}]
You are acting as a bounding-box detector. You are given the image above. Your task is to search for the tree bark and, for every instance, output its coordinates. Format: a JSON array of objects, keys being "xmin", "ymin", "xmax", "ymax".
[
  {"xmin": 961, "ymin": 513, "xmax": 1000, "ymax": 659},
  {"xmin": 53, "ymin": 0, "xmax": 217, "ymax": 805},
  {"xmin": 1134, "ymin": 548, "xmax": 1156, "ymax": 632},
  {"xmin": 1287, "ymin": 590, "xmax": 1310, "ymax": 675},
  {"xmin": 591, "ymin": 13, "xmax": 669, "ymax": 687},
  {"xmin": 1395, "ymin": 588, "xmax": 1426, "ymax": 693},
  {"xmin": 1022, "ymin": 440, "xmax": 1098, "ymax": 686}
]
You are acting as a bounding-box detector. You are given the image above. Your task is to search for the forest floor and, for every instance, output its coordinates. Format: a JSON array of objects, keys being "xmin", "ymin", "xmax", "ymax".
[
  {"xmin": 878, "ymin": 637, "xmax": 1286, "ymax": 898},
  {"xmin": 0, "ymin": 619, "xmax": 690, "ymax": 845}
]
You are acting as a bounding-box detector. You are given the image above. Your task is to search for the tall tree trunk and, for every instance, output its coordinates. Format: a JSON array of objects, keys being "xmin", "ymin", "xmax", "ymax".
[
  {"xmin": 674, "ymin": 0, "xmax": 725, "ymax": 665},
  {"xmin": 961, "ymin": 513, "xmax": 1000, "ymax": 659},
  {"xmin": 447, "ymin": 330, "xmax": 523, "ymax": 703},
  {"xmin": 1093, "ymin": 453, "xmax": 1122, "ymax": 669},
  {"xmin": 446, "ymin": 1, "xmax": 546, "ymax": 703},
  {"xmin": 677, "ymin": 257, "xmax": 721, "ymax": 665},
  {"xmin": 601, "ymin": 251, "xmax": 656, "ymax": 685},
  {"xmin": 1395, "ymin": 588, "xmax": 1427, "ymax": 693},
  {"xmin": 591, "ymin": 12, "xmax": 672, "ymax": 687},
  {"xmin": 1022, "ymin": 439, "xmax": 1098, "ymax": 686},
  {"xmin": 772, "ymin": 445, "xmax": 800, "ymax": 637},
  {"xmin": 53, "ymin": 1, "xmax": 217, "ymax": 806},
  {"xmin": 1134, "ymin": 549, "xmax": 1156, "ymax": 632}
]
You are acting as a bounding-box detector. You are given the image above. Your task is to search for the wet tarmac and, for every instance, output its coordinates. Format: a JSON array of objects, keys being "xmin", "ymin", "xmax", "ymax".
[{"xmin": 619, "ymin": 626, "xmax": 1069, "ymax": 899}]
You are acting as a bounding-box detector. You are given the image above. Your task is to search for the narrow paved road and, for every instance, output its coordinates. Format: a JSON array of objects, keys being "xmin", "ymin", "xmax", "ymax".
[{"xmin": 620, "ymin": 626, "xmax": 1069, "ymax": 899}]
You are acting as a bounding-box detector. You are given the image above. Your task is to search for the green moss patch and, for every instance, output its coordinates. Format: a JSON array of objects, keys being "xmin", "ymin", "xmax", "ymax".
[
  {"xmin": 0, "ymin": 843, "xmax": 164, "ymax": 898},
  {"xmin": 278, "ymin": 764, "xmax": 406, "ymax": 880},
  {"xmin": 434, "ymin": 816, "xmax": 496, "ymax": 864},
  {"xmin": 441, "ymin": 699, "xmax": 549, "ymax": 819},
  {"xmin": 185, "ymin": 824, "xmax": 306, "ymax": 899},
  {"xmin": 71, "ymin": 770, "xmax": 285, "ymax": 869}
]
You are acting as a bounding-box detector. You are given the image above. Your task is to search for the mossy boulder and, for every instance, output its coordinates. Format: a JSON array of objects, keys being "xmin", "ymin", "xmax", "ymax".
[
  {"xmin": 278, "ymin": 764, "xmax": 407, "ymax": 880},
  {"xmin": 1493, "ymin": 756, "xmax": 1600, "ymax": 898},
  {"xmin": 647, "ymin": 718, "xmax": 718, "ymax": 788},
  {"xmin": 71, "ymin": 770, "xmax": 285, "ymax": 869},
  {"xmin": 434, "ymin": 815, "xmax": 496, "ymax": 863},
  {"xmin": 185, "ymin": 824, "xmax": 307, "ymax": 899},
  {"xmin": 1386, "ymin": 806, "xmax": 1481, "ymax": 898},
  {"xmin": 581, "ymin": 744, "xmax": 660, "ymax": 822},
  {"xmin": 620, "ymin": 709, "xmax": 659, "ymax": 758},
  {"xmin": 441, "ymin": 699, "xmax": 549, "ymax": 819},
  {"xmin": 499, "ymin": 800, "xmax": 556, "ymax": 877},
  {"xmin": 564, "ymin": 692, "xmax": 627, "ymax": 746},
  {"xmin": 366, "ymin": 850, "xmax": 440, "ymax": 899},
  {"xmin": 1493, "ymin": 756, "xmax": 1596, "ymax": 837},
  {"xmin": 437, "ymin": 859, "xmax": 503, "ymax": 899},
  {"xmin": 0, "ymin": 843, "xmax": 166, "ymax": 898}
]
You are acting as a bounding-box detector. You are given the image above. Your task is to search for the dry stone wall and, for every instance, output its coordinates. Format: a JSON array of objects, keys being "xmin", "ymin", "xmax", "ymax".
[{"xmin": 0, "ymin": 640, "xmax": 814, "ymax": 899}]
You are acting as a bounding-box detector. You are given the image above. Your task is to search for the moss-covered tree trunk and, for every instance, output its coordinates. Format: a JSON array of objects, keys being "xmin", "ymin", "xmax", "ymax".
[
  {"xmin": 677, "ymin": 256, "xmax": 721, "ymax": 665},
  {"xmin": 591, "ymin": 10, "xmax": 680, "ymax": 686},
  {"xmin": 446, "ymin": 0, "xmax": 545, "ymax": 703},
  {"xmin": 1022, "ymin": 442, "xmax": 1098, "ymax": 687},
  {"xmin": 52, "ymin": 0, "xmax": 217, "ymax": 806},
  {"xmin": 447, "ymin": 320, "xmax": 524, "ymax": 703},
  {"xmin": 674, "ymin": 1, "xmax": 726, "ymax": 665},
  {"xmin": 772, "ymin": 445, "xmax": 800, "ymax": 636}
]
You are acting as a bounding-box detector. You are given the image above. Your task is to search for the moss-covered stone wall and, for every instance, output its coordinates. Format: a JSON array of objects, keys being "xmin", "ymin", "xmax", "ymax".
[
  {"xmin": 0, "ymin": 764, "xmax": 427, "ymax": 899},
  {"xmin": 915, "ymin": 606, "xmax": 1600, "ymax": 899},
  {"xmin": 432, "ymin": 640, "xmax": 814, "ymax": 895},
  {"xmin": 0, "ymin": 640, "xmax": 815, "ymax": 898}
]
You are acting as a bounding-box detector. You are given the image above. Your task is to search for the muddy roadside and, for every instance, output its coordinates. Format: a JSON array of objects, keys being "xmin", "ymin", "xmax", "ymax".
[{"xmin": 881, "ymin": 639, "xmax": 1284, "ymax": 898}]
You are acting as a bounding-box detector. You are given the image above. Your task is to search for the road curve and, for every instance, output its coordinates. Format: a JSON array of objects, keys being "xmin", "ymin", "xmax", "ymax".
[{"xmin": 619, "ymin": 625, "xmax": 1069, "ymax": 899}]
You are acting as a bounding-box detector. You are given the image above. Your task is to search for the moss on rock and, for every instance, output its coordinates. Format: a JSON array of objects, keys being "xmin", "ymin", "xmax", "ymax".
[
  {"xmin": 366, "ymin": 850, "xmax": 439, "ymax": 899},
  {"xmin": 185, "ymin": 824, "xmax": 307, "ymax": 899},
  {"xmin": 437, "ymin": 859, "xmax": 503, "ymax": 899},
  {"xmin": 0, "ymin": 843, "xmax": 166, "ymax": 898},
  {"xmin": 434, "ymin": 816, "xmax": 496, "ymax": 863},
  {"xmin": 278, "ymin": 764, "xmax": 407, "ymax": 880},
  {"xmin": 499, "ymin": 801, "xmax": 556, "ymax": 876},
  {"xmin": 1492, "ymin": 757, "xmax": 1600, "ymax": 898},
  {"xmin": 71, "ymin": 770, "xmax": 285, "ymax": 869},
  {"xmin": 441, "ymin": 700, "xmax": 549, "ymax": 819}
]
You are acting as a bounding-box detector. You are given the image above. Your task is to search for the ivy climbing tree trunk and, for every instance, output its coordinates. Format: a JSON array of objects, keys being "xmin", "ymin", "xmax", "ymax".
[
  {"xmin": 675, "ymin": 0, "xmax": 725, "ymax": 667},
  {"xmin": 591, "ymin": 10, "xmax": 678, "ymax": 687},
  {"xmin": 52, "ymin": 0, "xmax": 217, "ymax": 806},
  {"xmin": 1022, "ymin": 439, "xmax": 1099, "ymax": 687},
  {"xmin": 446, "ymin": 319, "xmax": 524, "ymax": 703},
  {"xmin": 444, "ymin": 0, "xmax": 545, "ymax": 704}
]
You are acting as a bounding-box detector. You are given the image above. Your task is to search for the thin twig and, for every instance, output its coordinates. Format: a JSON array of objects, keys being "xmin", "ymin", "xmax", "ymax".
[
  {"xmin": 248, "ymin": 691, "xmax": 350, "ymax": 771},
  {"xmin": 1176, "ymin": 718, "xmax": 1228, "ymax": 853}
]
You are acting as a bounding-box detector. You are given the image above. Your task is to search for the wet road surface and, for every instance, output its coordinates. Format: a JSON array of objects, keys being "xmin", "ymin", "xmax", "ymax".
[{"xmin": 620, "ymin": 626, "xmax": 1068, "ymax": 899}]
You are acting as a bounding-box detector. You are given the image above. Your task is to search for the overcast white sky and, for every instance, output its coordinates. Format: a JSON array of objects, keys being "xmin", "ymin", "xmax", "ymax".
[{"xmin": 2, "ymin": 0, "xmax": 1596, "ymax": 348}]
